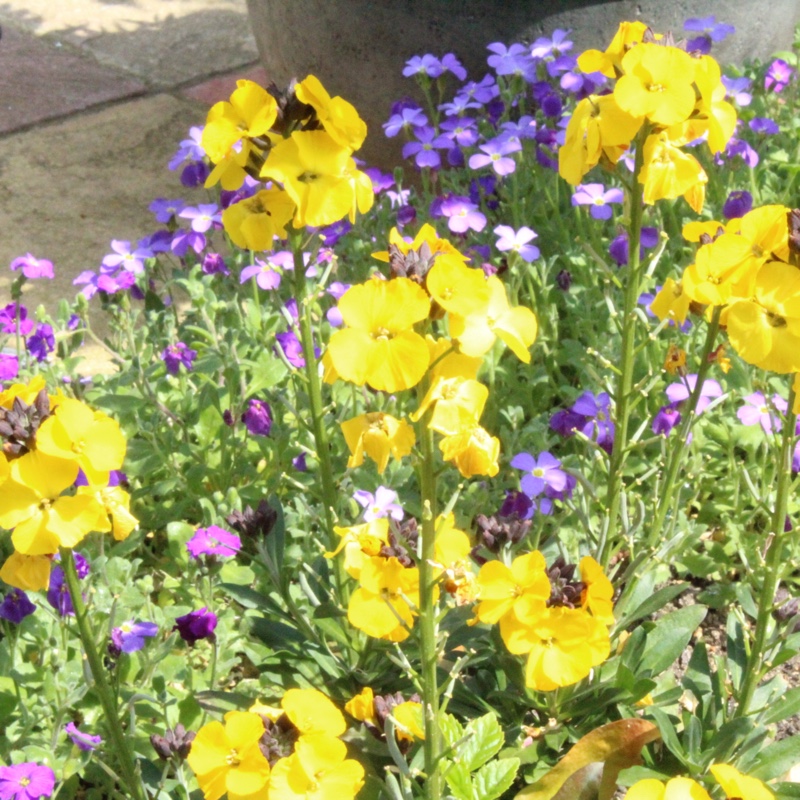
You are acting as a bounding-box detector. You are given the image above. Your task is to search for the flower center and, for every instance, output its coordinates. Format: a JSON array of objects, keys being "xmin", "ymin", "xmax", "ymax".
[
  {"xmin": 372, "ymin": 327, "xmax": 391, "ymax": 341},
  {"xmin": 532, "ymin": 467, "xmax": 545, "ymax": 478},
  {"xmin": 767, "ymin": 311, "xmax": 787, "ymax": 328},
  {"xmin": 226, "ymin": 749, "xmax": 241, "ymax": 766},
  {"xmin": 648, "ymin": 82, "xmax": 665, "ymax": 93},
  {"xmin": 19, "ymin": 778, "xmax": 30, "ymax": 788}
]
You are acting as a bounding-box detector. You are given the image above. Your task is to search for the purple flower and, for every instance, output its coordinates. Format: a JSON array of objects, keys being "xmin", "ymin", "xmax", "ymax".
[
  {"xmin": 608, "ymin": 227, "xmax": 659, "ymax": 266},
  {"xmin": 722, "ymin": 137, "xmax": 759, "ymax": 167},
  {"xmin": 275, "ymin": 331, "xmax": 306, "ymax": 368},
  {"xmin": 665, "ymin": 374, "xmax": 723, "ymax": 414},
  {"xmin": 498, "ymin": 116, "xmax": 537, "ymax": 141},
  {"xmin": 571, "ymin": 183, "xmax": 624, "ymax": 220},
  {"xmin": 570, "ymin": 391, "xmax": 615, "ymax": 451},
  {"xmin": 149, "ymin": 198, "xmax": 186, "ymax": 224},
  {"xmin": 550, "ymin": 408, "xmax": 586, "ymax": 437},
  {"xmin": 178, "ymin": 204, "xmax": 221, "ymax": 233},
  {"xmin": 737, "ymin": 392, "xmax": 786, "ymax": 434},
  {"xmin": 457, "ymin": 74, "xmax": 499, "ymax": 105},
  {"xmin": 318, "ymin": 219, "xmax": 352, "ymax": 247},
  {"xmin": 510, "ymin": 451, "xmax": 568, "ymax": 498},
  {"xmin": 468, "ymin": 137, "xmax": 522, "ymax": 176},
  {"xmin": 544, "ymin": 471, "xmax": 577, "ymax": 502},
  {"xmin": 402, "ymin": 126, "xmax": 451, "ymax": 169},
  {"xmin": 240, "ymin": 259, "xmax": 282, "ymax": 291},
  {"xmin": 353, "ymin": 487, "xmax": 404, "ymax": 522},
  {"xmin": 749, "ymin": 117, "xmax": 780, "ymax": 135},
  {"xmin": 723, "ymin": 190, "xmax": 753, "ymax": 219},
  {"xmin": 187, "ymin": 525, "xmax": 242, "ymax": 559},
  {"xmin": 0, "ymin": 762, "xmax": 56, "ymax": 800},
  {"xmin": 10, "ymin": 253, "xmax": 54, "ymax": 280},
  {"xmin": 383, "ymin": 106, "xmax": 428, "ymax": 138},
  {"xmin": 169, "ymin": 126, "xmax": 205, "ymax": 170},
  {"xmin": 486, "ymin": 42, "xmax": 536, "ymax": 81},
  {"xmin": 292, "ymin": 453, "xmax": 307, "ymax": 471},
  {"xmin": 109, "ymin": 620, "xmax": 159, "ymax": 654},
  {"xmin": 652, "ymin": 404, "xmax": 682, "ymax": 436},
  {"xmin": 161, "ymin": 342, "xmax": 197, "ymax": 376},
  {"xmin": 364, "ymin": 167, "xmax": 395, "ymax": 193},
  {"xmin": 101, "ymin": 240, "xmax": 152, "ymax": 275},
  {"xmin": 170, "ymin": 229, "xmax": 207, "ymax": 258},
  {"xmin": 47, "ymin": 567, "xmax": 75, "ymax": 617},
  {"xmin": 499, "ymin": 489, "xmax": 534, "ymax": 520},
  {"xmin": 403, "ymin": 54, "xmax": 443, "ymax": 78},
  {"xmin": 180, "ymin": 161, "xmax": 210, "ymax": 188},
  {"xmin": 439, "ymin": 116, "xmax": 479, "ymax": 147},
  {"xmin": 765, "ymin": 58, "xmax": 795, "ymax": 92},
  {"xmin": 721, "ymin": 75, "xmax": 752, "ymax": 106},
  {"xmin": 561, "ymin": 68, "xmax": 606, "ymax": 98},
  {"xmin": 0, "ymin": 354, "xmax": 19, "ymax": 382},
  {"xmin": 0, "ymin": 589, "xmax": 36, "ymax": 624},
  {"xmin": 494, "ymin": 225, "xmax": 539, "ymax": 262},
  {"xmin": 202, "ymin": 252, "xmax": 230, "ymax": 276},
  {"xmin": 0, "ymin": 303, "xmax": 34, "ymax": 336},
  {"xmin": 441, "ymin": 53, "xmax": 467, "ymax": 80},
  {"xmin": 684, "ymin": 15, "xmax": 735, "ymax": 42},
  {"xmin": 397, "ymin": 204, "xmax": 417, "ymax": 228},
  {"xmin": 556, "ymin": 269, "xmax": 572, "ymax": 291},
  {"xmin": 173, "ymin": 607, "xmax": 217, "ymax": 644},
  {"xmin": 26, "ymin": 324, "xmax": 55, "ymax": 363},
  {"xmin": 242, "ymin": 399, "xmax": 272, "ymax": 436},
  {"xmin": 64, "ymin": 722, "xmax": 103, "ymax": 752},
  {"xmin": 530, "ymin": 28, "xmax": 573, "ymax": 59},
  {"xmin": 439, "ymin": 195, "xmax": 486, "ymax": 233}
]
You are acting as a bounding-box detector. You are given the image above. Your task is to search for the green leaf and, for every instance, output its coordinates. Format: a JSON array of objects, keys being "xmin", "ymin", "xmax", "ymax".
[
  {"xmin": 442, "ymin": 759, "xmax": 473, "ymax": 800},
  {"xmin": 440, "ymin": 712, "xmax": 464, "ymax": 749},
  {"xmin": 762, "ymin": 686, "xmax": 800, "ymax": 725},
  {"xmin": 726, "ymin": 613, "xmax": 747, "ymax": 693},
  {"xmin": 249, "ymin": 617, "xmax": 306, "ymax": 650},
  {"xmin": 751, "ymin": 735, "xmax": 800, "ymax": 781},
  {"xmin": 639, "ymin": 605, "xmax": 707, "ymax": 677},
  {"xmin": 0, "ymin": 677, "xmax": 17, "ymax": 718},
  {"xmin": 474, "ymin": 757, "xmax": 520, "ymax": 800},
  {"xmin": 461, "ymin": 713, "xmax": 505, "ymax": 772},
  {"xmin": 265, "ymin": 494, "xmax": 285, "ymax": 574},
  {"xmin": 620, "ymin": 583, "xmax": 689, "ymax": 627}
]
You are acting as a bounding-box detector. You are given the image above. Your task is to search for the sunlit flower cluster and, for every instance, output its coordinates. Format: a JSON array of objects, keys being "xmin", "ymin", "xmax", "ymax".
[
  {"xmin": 561, "ymin": 21, "xmax": 737, "ymax": 212},
  {"xmin": 624, "ymin": 763, "xmax": 774, "ymax": 800},
  {"xmin": 187, "ymin": 688, "xmax": 363, "ymax": 800},
  {"xmin": 0, "ymin": 377, "xmax": 137, "ymax": 592}
]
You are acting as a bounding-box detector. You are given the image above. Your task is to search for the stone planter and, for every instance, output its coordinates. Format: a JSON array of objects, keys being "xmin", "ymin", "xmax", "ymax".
[{"xmin": 246, "ymin": 0, "xmax": 800, "ymax": 165}]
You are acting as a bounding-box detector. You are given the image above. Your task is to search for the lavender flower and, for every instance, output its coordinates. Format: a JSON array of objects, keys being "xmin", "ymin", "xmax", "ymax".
[
  {"xmin": 439, "ymin": 116, "xmax": 479, "ymax": 147},
  {"xmin": 684, "ymin": 16, "xmax": 735, "ymax": 42},
  {"xmin": 439, "ymin": 195, "xmax": 487, "ymax": 233},
  {"xmin": 65, "ymin": 722, "xmax": 103, "ymax": 752},
  {"xmin": 737, "ymin": 392, "xmax": 786, "ymax": 434},
  {"xmin": 186, "ymin": 525, "xmax": 242, "ymax": 559},
  {"xmin": 101, "ymin": 240, "xmax": 153, "ymax": 275},
  {"xmin": 722, "ymin": 190, "xmax": 753, "ymax": 219},
  {"xmin": 364, "ymin": 167, "xmax": 395, "ymax": 193},
  {"xmin": 749, "ymin": 117, "xmax": 780, "ymax": 135},
  {"xmin": 570, "ymin": 391, "xmax": 615, "ymax": 451},
  {"xmin": 608, "ymin": 227, "xmax": 659, "ymax": 266},
  {"xmin": 275, "ymin": 331, "xmax": 306, "ymax": 367},
  {"xmin": 530, "ymin": 28, "xmax": 573, "ymax": 59},
  {"xmin": 202, "ymin": 252, "xmax": 230, "ymax": 276},
  {"xmin": 0, "ymin": 589, "xmax": 36, "ymax": 624},
  {"xmin": 353, "ymin": 486, "xmax": 404, "ymax": 522},
  {"xmin": 178, "ymin": 204, "xmax": 221, "ymax": 233},
  {"xmin": 571, "ymin": 183, "xmax": 624, "ymax": 220},
  {"xmin": 173, "ymin": 607, "xmax": 217, "ymax": 644},
  {"xmin": 10, "ymin": 253, "xmax": 55, "ymax": 280},
  {"xmin": 149, "ymin": 198, "xmax": 186, "ymax": 224},
  {"xmin": 486, "ymin": 42, "xmax": 536, "ymax": 81},
  {"xmin": 170, "ymin": 229, "xmax": 206, "ymax": 257},
  {"xmin": 721, "ymin": 75, "xmax": 752, "ymax": 106},
  {"xmin": 722, "ymin": 137, "xmax": 759, "ymax": 167},
  {"xmin": 240, "ymin": 259, "xmax": 282, "ymax": 290},
  {"xmin": 665, "ymin": 375, "xmax": 723, "ymax": 414},
  {"xmin": 26, "ymin": 324, "xmax": 55, "ymax": 363},
  {"xmin": 161, "ymin": 342, "xmax": 197, "ymax": 376},
  {"xmin": 765, "ymin": 58, "xmax": 795, "ymax": 92},
  {"xmin": 0, "ymin": 762, "xmax": 56, "ymax": 800},
  {"xmin": 169, "ymin": 126, "xmax": 205, "ymax": 170},
  {"xmin": 402, "ymin": 126, "xmax": 451, "ymax": 169},
  {"xmin": 242, "ymin": 399, "xmax": 272, "ymax": 436},
  {"xmin": 440, "ymin": 53, "xmax": 467, "ymax": 80},
  {"xmin": 111, "ymin": 620, "xmax": 159, "ymax": 653},
  {"xmin": 457, "ymin": 74, "xmax": 499, "ymax": 105},
  {"xmin": 403, "ymin": 54, "xmax": 443, "ymax": 78},
  {"xmin": 383, "ymin": 106, "xmax": 428, "ymax": 138},
  {"xmin": 468, "ymin": 137, "xmax": 522, "ymax": 176},
  {"xmin": 494, "ymin": 225, "xmax": 539, "ymax": 262},
  {"xmin": 510, "ymin": 451, "xmax": 568, "ymax": 498}
]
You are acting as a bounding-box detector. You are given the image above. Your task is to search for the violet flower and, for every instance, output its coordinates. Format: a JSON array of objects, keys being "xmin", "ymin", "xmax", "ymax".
[
  {"xmin": 439, "ymin": 116, "xmax": 479, "ymax": 147},
  {"xmin": 486, "ymin": 42, "xmax": 537, "ymax": 81},
  {"xmin": 765, "ymin": 58, "xmax": 795, "ymax": 92},
  {"xmin": 383, "ymin": 106, "xmax": 428, "ymax": 138},
  {"xmin": 441, "ymin": 53, "xmax": 467, "ymax": 80},
  {"xmin": 292, "ymin": 453, "xmax": 307, "ymax": 472},
  {"xmin": 749, "ymin": 117, "xmax": 780, "ymax": 135},
  {"xmin": 403, "ymin": 54, "xmax": 444, "ymax": 78},
  {"xmin": 468, "ymin": 137, "xmax": 522, "ymax": 176},
  {"xmin": 111, "ymin": 620, "xmax": 159, "ymax": 653},
  {"xmin": 665, "ymin": 374, "xmax": 723, "ymax": 414},
  {"xmin": 722, "ymin": 190, "xmax": 753, "ymax": 219},
  {"xmin": 101, "ymin": 240, "xmax": 152, "ymax": 275},
  {"xmin": 499, "ymin": 489, "xmax": 534, "ymax": 520},
  {"xmin": 402, "ymin": 126, "xmax": 451, "ymax": 169},
  {"xmin": 571, "ymin": 183, "xmax": 623, "ymax": 220},
  {"xmin": 571, "ymin": 391, "xmax": 615, "ymax": 451},
  {"xmin": 510, "ymin": 451, "xmax": 568, "ymax": 498},
  {"xmin": 202, "ymin": 252, "xmax": 230, "ymax": 276},
  {"xmin": 65, "ymin": 722, "xmax": 103, "ymax": 752},
  {"xmin": 0, "ymin": 762, "xmax": 56, "ymax": 800},
  {"xmin": 178, "ymin": 204, "xmax": 221, "ymax": 233},
  {"xmin": 0, "ymin": 589, "xmax": 36, "ymax": 624},
  {"xmin": 652, "ymin": 404, "xmax": 682, "ymax": 436},
  {"xmin": 149, "ymin": 198, "xmax": 186, "ymax": 224},
  {"xmin": 439, "ymin": 195, "xmax": 486, "ymax": 233},
  {"xmin": 737, "ymin": 392, "xmax": 786, "ymax": 434},
  {"xmin": 608, "ymin": 227, "xmax": 659, "ymax": 266},
  {"xmin": 494, "ymin": 225, "xmax": 539, "ymax": 262},
  {"xmin": 240, "ymin": 259, "xmax": 282, "ymax": 290},
  {"xmin": 353, "ymin": 486, "xmax": 404, "ymax": 522},
  {"xmin": 47, "ymin": 567, "xmax": 74, "ymax": 617},
  {"xmin": 457, "ymin": 74, "xmax": 499, "ymax": 105},
  {"xmin": 530, "ymin": 28, "xmax": 573, "ymax": 59},
  {"xmin": 161, "ymin": 342, "xmax": 197, "ymax": 376},
  {"xmin": 169, "ymin": 126, "xmax": 205, "ymax": 170},
  {"xmin": 10, "ymin": 253, "xmax": 54, "ymax": 280},
  {"xmin": 721, "ymin": 75, "xmax": 752, "ymax": 106},
  {"xmin": 275, "ymin": 331, "xmax": 307, "ymax": 367},
  {"xmin": 173, "ymin": 607, "xmax": 217, "ymax": 644},
  {"xmin": 364, "ymin": 167, "xmax": 395, "ymax": 193},
  {"xmin": 26, "ymin": 324, "xmax": 55, "ymax": 363},
  {"xmin": 187, "ymin": 525, "xmax": 242, "ymax": 559},
  {"xmin": 684, "ymin": 15, "xmax": 735, "ymax": 42},
  {"xmin": 242, "ymin": 399, "xmax": 272, "ymax": 436},
  {"xmin": 0, "ymin": 303, "xmax": 34, "ymax": 335}
]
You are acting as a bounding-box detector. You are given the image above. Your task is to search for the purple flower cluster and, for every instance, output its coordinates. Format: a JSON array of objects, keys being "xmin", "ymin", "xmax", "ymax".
[{"xmin": 551, "ymin": 391, "xmax": 615, "ymax": 452}]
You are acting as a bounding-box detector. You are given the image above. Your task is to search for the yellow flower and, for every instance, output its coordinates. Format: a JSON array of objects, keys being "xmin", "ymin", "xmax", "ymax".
[
  {"xmin": 77, "ymin": 485, "xmax": 138, "ymax": 541},
  {"xmin": 651, "ymin": 278, "xmax": 692, "ymax": 325},
  {"xmin": 261, "ymin": 130, "xmax": 373, "ymax": 228},
  {"xmin": 439, "ymin": 422, "xmax": 500, "ymax": 478},
  {"xmin": 425, "ymin": 336, "xmax": 482, "ymax": 384},
  {"xmin": 221, "ymin": 187, "xmax": 296, "ymax": 251},
  {"xmin": 615, "ymin": 44, "xmax": 697, "ymax": 126},
  {"xmin": 372, "ymin": 223, "xmax": 467, "ymax": 264},
  {"xmin": 663, "ymin": 344, "xmax": 687, "ymax": 376},
  {"xmin": 625, "ymin": 777, "xmax": 711, "ymax": 800},
  {"xmin": 723, "ymin": 260, "xmax": 800, "ymax": 373},
  {"xmin": 411, "ymin": 377, "xmax": 488, "ymax": 435},
  {"xmin": 35, "ymin": 398, "xmax": 126, "ymax": 486},
  {"xmin": 202, "ymin": 80, "xmax": 277, "ymax": 163},
  {"xmin": 709, "ymin": 764, "xmax": 774, "ymax": 800},
  {"xmin": 691, "ymin": 55, "xmax": 737, "ymax": 154},
  {"xmin": 344, "ymin": 687, "xmax": 377, "ymax": 726},
  {"xmin": 682, "ymin": 220, "xmax": 724, "ymax": 242},
  {"xmin": 0, "ymin": 451, "xmax": 104, "ymax": 555},
  {"xmin": 327, "ymin": 518, "xmax": 390, "ymax": 578},
  {"xmin": 295, "ymin": 74, "xmax": 367, "ymax": 152},
  {"xmin": 281, "ymin": 688, "xmax": 346, "ymax": 737},
  {"xmin": 449, "ymin": 275, "xmax": 537, "ymax": 363},
  {"xmin": 577, "ymin": 21, "xmax": 651, "ymax": 78},
  {"xmin": 433, "ymin": 513, "xmax": 471, "ymax": 571},
  {"xmin": 248, "ymin": 700, "xmax": 283, "ymax": 722},
  {"xmin": 0, "ymin": 551, "xmax": 52, "ymax": 592},
  {"xmin": 474, "ymin": 551, "xmax": 550, "ymax": 625},
  {"xmin": 640, "ymin": 132, "xmax": 707, "ymax": 212},
  {"xmin": 425, "ymin": 255, "xmax": 491, "ymax": 316},
  {"xmin": 393, "ymin": 702, "xmax": 425, "ymax": 741},
  {"xmin": 347, "ymin": 556, "xmax": 421, "ymax": 642},
  {"xmin": 340, "ymin": 412, "xmax": 415, "ymax": 474},
  {"xmin": 579, "ymin": 556, "xmax": 615, "ymax": 625},
  {"xmin": 268, "ymin": 733, "xmax": 364, "ymax": 800},
  {"xmin": 205, "ymin": 139, "xmax": 257, "ymax": 192},
  {"xmin": 682, "ymin": 241, "xmax": 736, "ymax": 307},
  {"xmin": 502, "ymin": 606, "xmax": 611, "ymax": 692},
  {"xmin": 186, "ymin": 710, "xmax": 270, "ymax": 800},
  {"xmin": 0, "ymin": 375, "xmax": 47, "ymax": 410},
  {"xmin": 328, "ymin": 277, "xmax": 431, "ymax": 392}
]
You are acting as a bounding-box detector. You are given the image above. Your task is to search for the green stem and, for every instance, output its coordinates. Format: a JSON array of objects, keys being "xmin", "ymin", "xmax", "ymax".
[
  {"xmin": 60, "ymin": 548, "xmax": 147, "ymax": 800},
  {"xmin": 416, "ymin": 417, "xmax": 443, "ymax": 800},
  {"xmin": 735, "ymin": 380, "xmax": 797, "ymax": 717},
  {"xmin": 599, "ymin": 129, "xmax": 648, "ymax": 569}
]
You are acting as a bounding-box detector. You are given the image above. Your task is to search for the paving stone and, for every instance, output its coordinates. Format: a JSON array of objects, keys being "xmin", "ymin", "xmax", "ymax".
[
  {"xmin": 0, "ymin": 25, "xmax": 145, "ymax": 134},
  {"xmin": 181, "ymin": 63, "xmax": 267, "ymax": 105}
]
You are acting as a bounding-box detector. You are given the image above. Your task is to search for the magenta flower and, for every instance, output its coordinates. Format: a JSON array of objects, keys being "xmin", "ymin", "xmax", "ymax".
[
  {"xmin": 510, "ymin": 451, "xmax": 568, "ymax": 498},
  {"xmin": 0, "ymin": 354, "xmax": 18, "ymax": 382},
  {"xmin": 665, "ymin": 375, "xmax": 723, "ymax": 414},
  {"xmin": 111, "ymin": 620, "xmax": 159, "ymax": 653},
  {"xmin": 494, "ymin": 225, "xmax": 540, "ymax": 262},
  {"xmin": 1, "ymin": 303, "xmax": 34, "ymax": 336},
  {"xmin": 0, "ymin": 762, "xmax": 55, "ymax": 800},
  {"xmin": 10, "ymin": 253, "xmax": 54, "ymax": 280},
  {"xmin": 737, "ymin": 392, "xmax": 787, "ymax": 434},
  {"xmin": 173, "ymin": 607, "xmax": 217, "ymax": 644},
  {"xmin": 161, "ymin": 342, "xmax": 197, "ymax": 376},
  {"xmin": 353, "ymin": 486, "xmax": 404, "ymax": 522},
  {"xmin": 468, "ymin": 137, "xmax": 522, "ymax": 176},
  {"xmin": 765, "ymin": 58, "xmax": 795, "ymax": 92},
  {"xmin": 571, "ymin": 183, "xmax": 624, "ymax": 220},
  {"xmin": 242, "ymin": 398, "xmax": 272, "ymax": 436},
  {"xmin": 439, "ymin": 195, "xmax": 487, "ymax": 233},
  {"xmin": 187, "ymin": 525, "xmax": 242, "ymax": 559},
  {"xmin": 65, "ymin": 722, "xmax": 103, "ymax": 752},
  {"xmin": 240, "ymin": 259, "xmax": 282, "ymax": 290}
]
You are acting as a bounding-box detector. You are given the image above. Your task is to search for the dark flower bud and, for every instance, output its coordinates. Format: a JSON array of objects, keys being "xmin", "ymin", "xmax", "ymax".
[
  {"xmin": 258, "ymin": 715, "xmax": 299, "ymax": 766},
  {"xmin": 546, "ymin": 556, "xmax": 585, "ymax": 609},
  {"xmin": 555, "ymin": 269, "xmax": 572, "ymax": 292},
  {"xmin": 227, "ymin": 499, "xmax": 278, "ymax": 541},
  {"xmin": 150, "ymin": 724, "xmax": 196, "ymax": 761}
]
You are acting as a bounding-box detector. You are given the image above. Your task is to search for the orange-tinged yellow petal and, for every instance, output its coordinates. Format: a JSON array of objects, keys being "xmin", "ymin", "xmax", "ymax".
[{"xmin": 282, "ymin": 689, "xmax": 346, "ymax": 737}]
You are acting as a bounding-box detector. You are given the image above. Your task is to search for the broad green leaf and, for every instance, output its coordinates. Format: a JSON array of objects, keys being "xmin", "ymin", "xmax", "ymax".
[
  {"xmin": 461, "ymin": 713, "xmax": 505, "ymax": 772},
  {"xmin": 474, "ymin": 757, "xmax": 520, "ymax": 800},
  {"xmin": 726, "ymin": 613, "xmax": 747, "ymax": 693},
  {"xmin": 515, "ymin": 719, "xmax": 660, "ymax": 800},
  {"xmin": 639, "ymin": 605, "xmax": 707, "ymax": 677},
  {"xmin": 751, "ymin": 736, "xmax": 800, "ymax": 781},
  {"xmin": 763, "ymin": 687, "xmax": 800, "ymax": 725},
  {"xmin": 442, "ymin": 759, "xmax": 473, "ymax": 800},
  {"xmin": 0, "ymin": 677, "xmax": 17, "ymax": 718}
]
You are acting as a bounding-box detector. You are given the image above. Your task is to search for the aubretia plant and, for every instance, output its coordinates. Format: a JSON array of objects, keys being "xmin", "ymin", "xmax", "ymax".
[{"xmin": 3, "ymin": 16, "xmax": 800, "ymax": 800}]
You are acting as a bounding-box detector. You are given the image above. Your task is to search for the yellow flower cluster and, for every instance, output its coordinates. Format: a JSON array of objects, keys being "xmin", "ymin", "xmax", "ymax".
[
  {"xmin": 625, "ymin": 764, "xmax": 774, "ymax": 800},
  {"xmin": 560, "ymin": 21, "xmax": 737, "ymax": 212},
  {"xmin": 653, "ymin": 205, "xmax": 800, "ymax": 374},
  {"xmin": 0, "ymin": 377, "xmax": 137, "ymax": 591},
  {"xmin": 345, "ymin": 686, "xmax": 425, "ymax": 742},
  {"xmin": 329, "ymin": 513, "xmax": 471, "ymax": 641},
  {"xmin": 474, "ymin": 552, "xmax": 614, "ymax": 691},
  {"xmin": 201, "ymin": 75, "xmax": 373, "ymax": 243},
  {"xmin": 187, "ymin": 688, "xmax": 364, "ymax": 800},
  {"xmin": 329, "ymin": 225, "xmax": 538, "ymax": 478}
]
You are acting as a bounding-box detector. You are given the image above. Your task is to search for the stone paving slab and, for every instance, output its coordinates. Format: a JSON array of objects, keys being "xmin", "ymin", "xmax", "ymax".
[{"xmin": 0, "ymin": 24, "xmax": 146, "ymax": 134}]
